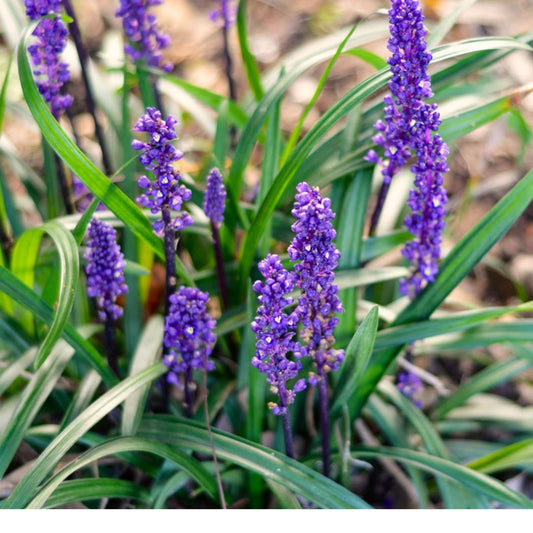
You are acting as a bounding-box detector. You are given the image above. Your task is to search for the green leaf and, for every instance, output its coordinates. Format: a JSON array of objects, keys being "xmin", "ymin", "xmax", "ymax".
[
  {"xmin": 466, "ymin": 438, "xmax": 533, "ymax": 475},
  {"xmin": 0, "ymin": 339, "xmax": 75, "ymax": 479},
  {"xmin": 26, "ymin": 436, "xmax": 217, "ymax": 509},
  {"xmin": 43, "ymin": 478, "xmax": 152, "ymax": 509},
  {"xmin": 334, "ymin": 167, "xmax": 373, "ymax": 336},
  {"xmin": 138, "ymin": 415, "xmax": 372, "ymax": 509},
  {"xmin": 213, "ymin": 99, "xmax": 230, "ymax": 168},
  {"xmin": 236, "ymin": 0, "xmax": 264, "ymax": 101},
  {"xmin": 344, "ymin": 47, "xmax": 387, "ymax": 70},
  {"xmin": 59, "ymin": 370, "xmax": 102, "ymax": 430},
  {"xmin": 281, "ymin": 24, "xmax": 359, "ymax": 164},
  {"xmin": 365, "ymin": 395, "xmax": 431, "ymax": 507},
  {"xmin": 0, "ymin": 347, "xmax": 35, "ymax": 396},
  {"xmin": 439, "ymin": 95, "xmax": 511, "ymax": 142},
  {"xmin": 121, "ymin": 316, "xmax": 164, "ymax": 436},
  {"xmin": 352, "ymin": 445, "xmax": 533, "ymax": 509},
  {"xmin": 0, "ymin": 50, "xmax": 13, "ymax": 133},
  {"xmin": 3, "ymin": 362, "xmax": 167, "ymax": 508},
  {"xmin": 378, "ymin": 381, "xmax": 487, "ymax": 509},
  {"xmin": 428, "ymin": 320, "xmax": 533, "ymax": 350},
  {"xmin": 0, "ymin": 265, "xmax": 116, "ymax": 386},
  {"xmin": 257, "ymin": 92, "xmax": 282, "ymax": 257},
  {"xmin": 330, "ymin": 306, "xmax": 378, "ymax": 419},
  {"xmin": 20, "ymin": 221, "xmax": 79, "ymax": 368},
  {"xmin": 374, "ymin": 302, "xmax": 533, "ymax": 351},
  {"xmin": 432, "ymin": 348, "xmax": 533, "ymax": 420}
]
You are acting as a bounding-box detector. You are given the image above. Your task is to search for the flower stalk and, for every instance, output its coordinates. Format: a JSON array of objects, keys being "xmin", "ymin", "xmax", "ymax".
[
  {"xmin": 84, "ymin": 219, "xmax": 128, "ymax": 377},
  {"xmin": 61, "ymin": 0, "xmax": 114, "ymax": 176},
  {"xmin": 288, "ymin": 182, "xmax": 344, "ymax": 477}
]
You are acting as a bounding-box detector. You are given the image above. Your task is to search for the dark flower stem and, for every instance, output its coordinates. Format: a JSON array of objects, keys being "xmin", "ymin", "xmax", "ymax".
[
  {"xmin": 210, "ymin": 220, "xmax": 229, "ymax": 311},
  {"xmin": 278, "ymin": 380, "xmax": 295, "ymax": 458},
  {"xmin": 183, "ymin": 366, "xmax": 194, "ymax": 418},
  {"xmin": 368, "ymin": 180, "xmax": 391, "ymax": 236},
  {"xmin": 222, "ymin": 25, "xmax": 237, "ymax": 103},
  {"xmin": 61, "ymin": 0, "xmax": 114, "ymax": 177},
  {"xmin": 162, "ymin": 207, "xmax": 178, "ymax": 314},
  {"xmin": 54, "ymin": 153, "xmax": 74, "ymax": 215},
  {"xmin": 161, "ymin": 206, "xmax": 177, "ymax": 411},
  {"xmin": 104, "ymin": 312, "xmax": 120, "ymax": 378},
  {"xmin": 317, "ymin": 365, "xmax": 331, "ymax": 478},
  {"xmin": 221, "ymin": 25, "xmax": 237, "ymax": 147},
  {"xmin": 152, "ymin": 76, "xmax": 165, "ymax": 117},
  {"xmin": 0, "ymin": 221, "xmax": 12, "ymax": 262}
]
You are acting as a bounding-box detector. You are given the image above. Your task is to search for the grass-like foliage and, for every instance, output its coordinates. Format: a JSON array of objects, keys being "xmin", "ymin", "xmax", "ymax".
[{"xmin": 1, "ymin": 0, "xmax": 533, "ymax": 509}]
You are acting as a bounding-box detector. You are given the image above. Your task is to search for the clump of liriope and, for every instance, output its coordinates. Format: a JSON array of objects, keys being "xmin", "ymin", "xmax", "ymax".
[
  {"xmin": 84, "ymin": 218, "xmax": 128, "ymax": 377},
  {"xmin": 251, "ymin": 182, "xmax": 343, "ymax": 475}
]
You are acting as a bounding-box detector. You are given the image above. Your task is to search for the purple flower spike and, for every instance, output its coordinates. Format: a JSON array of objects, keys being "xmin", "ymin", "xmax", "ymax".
[
  {"xmin": 251, "ymin": 254, "xmax": 306, "ymax": 415},
  {"xmin": 400, "ymin": 128, "xmax": 448, "ymax": 298},
  {"xmin": 132, "ymin": 107, "xmax": 193, "ymax": 235},
  {"xmin": 163, "ymin": 287, "xmax": 217, "ymax": 387},
  {"xmin": 366, "ymin": 0, "xmax": 448, "ymax": 297},
  {"xmin": 288, "ymin": 183, "xmax": 344, "ymax": 380},
  {"xmin": 365, "ymin": 0, "xmax": 433, "ymax": 184},
  {"xmin": 209, "ymin": 0, "xmax": 236, "ymax": 29},
  {"xmin": 85, "ymin": 219, "xmax": 128, "ymax": 321},
  {"xmin": 397, "ymin": 370, "xmax": 423, "ymax": 408},
  {"xmin": 25, "ymin": 0, "xmax": 72, "ymax": 119},
  {"xmin": 116, "ymin": 0, "xmax": 172, "ymax": 71},
  {"xmin": 203, "ymin": 167, "xmax": 226, "ymax": 225}
]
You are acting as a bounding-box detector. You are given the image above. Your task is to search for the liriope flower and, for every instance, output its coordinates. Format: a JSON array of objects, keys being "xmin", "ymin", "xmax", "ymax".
[
  {"xmin": 132, "ymin": 107, "xmax": 193, "ymax": 235},
  {"xmin": 163, "ymin": 287, "xmax": 216, "ymax": 387},
  {"xmin": 84, "ymin": 218, "xmax": 128, "ymax": 321},
  {"xmin": 25, "ymin": 0, "xmax": 72, "ymax": 119},
  {"xmin": 366, "ymin": 0, "xmax": 448, "ymax": 297},
  {"xmin": 203, "ymin": 167, "xmax": 226, "ymax": 225},
  {"xmin": 116, "ymin": 0, "xmax": 172, "ymax": 71},
  {"xmin": 208, "ymin": 0, "xmax": 236, "ymax": 29},
  {"xmin": 251, "ymin": 254, "xmax": 306, "ymax": 415},
  {"xmin": 288, "ymin": 182, "xmax": 344, "ymax": 382}
]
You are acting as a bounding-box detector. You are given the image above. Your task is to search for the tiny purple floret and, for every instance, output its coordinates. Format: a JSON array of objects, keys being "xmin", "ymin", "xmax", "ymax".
[
  {"xmin": 208, "ymin": 0, "xmax": 236, "ymax": 29},
  {"xmin": 397, "ymin": 369, "xmax": 423, "ymax": 408}
]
